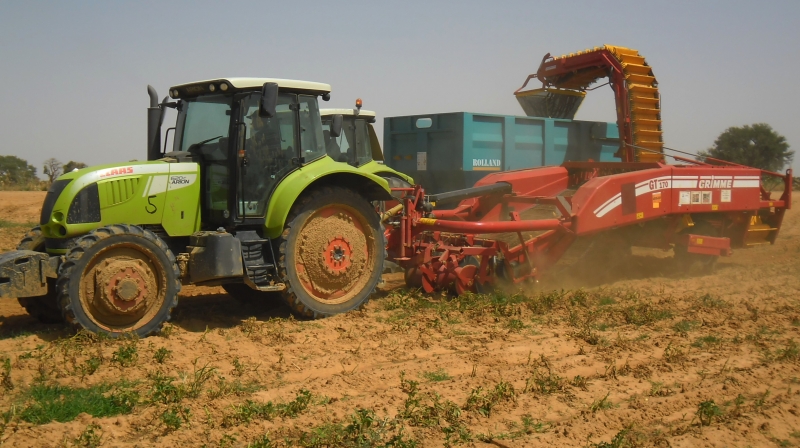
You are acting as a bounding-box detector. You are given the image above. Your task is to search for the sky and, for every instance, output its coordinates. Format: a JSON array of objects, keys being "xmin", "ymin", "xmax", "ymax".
[{"xmin": 1, "ymin": 0, "xmax": 799, "ymax": 178}]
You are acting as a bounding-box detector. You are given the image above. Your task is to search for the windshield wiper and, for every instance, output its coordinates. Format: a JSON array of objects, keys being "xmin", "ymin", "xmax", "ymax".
[{"xmin": 187, "ymin": 135, "xmax": 223, "ymax": 152}]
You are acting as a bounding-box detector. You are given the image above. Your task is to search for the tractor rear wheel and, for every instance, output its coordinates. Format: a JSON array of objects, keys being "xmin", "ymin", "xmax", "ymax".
[
  {"xmin": 16, "ymin": 226, "xmax": 63, "ymax": 324},
  {"xmin": 57, "ymin": 224, "xmax": 180, "ymax": 337},
  {"xmin": 278, "ymin": 186, "xmax": 384, "ymax": 318}
]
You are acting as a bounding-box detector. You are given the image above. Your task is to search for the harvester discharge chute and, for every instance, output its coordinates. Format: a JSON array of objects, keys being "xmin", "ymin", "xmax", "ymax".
[
  {"xmin": 514, "ymin": 88, "xmax": 585, "ymax": 120},
  {"xmin": 515, "ymin": 45, "xmax": 663, "ymax": 163}
]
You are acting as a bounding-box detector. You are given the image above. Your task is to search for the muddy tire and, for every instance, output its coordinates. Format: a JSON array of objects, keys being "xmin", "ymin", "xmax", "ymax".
[
  {"xmin": 57, "ymin": 224, "xmax": 180, "ymax": 337},
  {"xmin": 222, "ymin": 283, "xmax": 282, "ymax": 306},
  {"xmin": 278, "ymin": 186, "xmax": 384, "ymax": 318},
  {"xmin": 16, "ymin": 226, "xmax": 63, "ymax": 324}
]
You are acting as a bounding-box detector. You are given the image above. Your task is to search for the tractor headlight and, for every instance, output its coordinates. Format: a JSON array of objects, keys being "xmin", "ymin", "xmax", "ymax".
[
  {"xmin": 67, "ymin": 183, "xmax": 101, "ymax": 224},
  {"xmin": 40, "ymin": 179, "xmax": 72, "ymax": 225}
]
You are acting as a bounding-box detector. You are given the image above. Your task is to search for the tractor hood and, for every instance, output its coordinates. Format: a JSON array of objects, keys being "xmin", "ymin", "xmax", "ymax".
[
  {"xmin": 40, "ymin": 160, "xmax": 199, "ymax": 248},
  {"xmin": 57, "ymin": 160, "xmax": 173, "ymax": 192}
]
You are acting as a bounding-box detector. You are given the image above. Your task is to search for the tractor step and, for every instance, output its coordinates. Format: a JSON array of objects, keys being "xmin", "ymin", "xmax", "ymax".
[
  {"xmin": 235, "ymin": 230, "xmax": 279, "ymax": 288},
  {"xmin": 251, "ymin": 283, "xmax": 286, "ymax": 292},
  {"xmin": 240, "ymin": 238, "xmax": 270, "ymax": 245}
]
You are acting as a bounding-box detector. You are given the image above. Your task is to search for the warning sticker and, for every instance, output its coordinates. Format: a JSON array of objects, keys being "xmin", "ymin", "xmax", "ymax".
[
  {"xmin": 416, "ymin": 152, "xmax": 427, "ymax": 171},
  {"xmin": 721, "ymin": 189, "xmax": 731, "ymax": 203},
  {"xmin": 701, "ymin": 191, "xmax": 712, "ymax": 204},
  {"xmin": 691, "ymin": 191, "xmax": 702, "ymax": 204},
  {"xmin": 679, "ymin": 191, "xmax": 691, "ymax": 205},
  {"xmin": 652, "ymin": 191, "xmax": 661, "ymax": 209}
]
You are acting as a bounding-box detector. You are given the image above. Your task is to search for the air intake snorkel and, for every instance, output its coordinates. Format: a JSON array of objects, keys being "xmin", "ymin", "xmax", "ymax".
[{"xmin": 147, "ymin": 85, "xmax": 162, "ymax": 161}]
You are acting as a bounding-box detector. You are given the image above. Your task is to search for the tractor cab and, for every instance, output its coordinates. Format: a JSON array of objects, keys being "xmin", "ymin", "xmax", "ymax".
[
  {"xmin": 320, "ymin": 100, "xmax": 413, "ymax": 186},
  {"xmin": 159, "ymin": 78, "xmax": 339, "ymax": 228},
  {"xmin": 320, "ymin": 100, "xmax": 382, "ymax": 167}
]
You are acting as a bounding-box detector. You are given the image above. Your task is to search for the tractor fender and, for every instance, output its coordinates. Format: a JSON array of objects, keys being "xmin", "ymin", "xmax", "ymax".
[
  {"xmin": 356, "ymin": 160, "xmax": 415, "ymax": 185},
  {"xmin": 263, "ymin": 158, "xmax": 392, "ymax": 239}
]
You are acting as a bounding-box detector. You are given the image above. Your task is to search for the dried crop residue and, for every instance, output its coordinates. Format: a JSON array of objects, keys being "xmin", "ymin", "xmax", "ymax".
[{"xmin": 1, "ymin": 191, "xmax": 799, "ymax": 447}]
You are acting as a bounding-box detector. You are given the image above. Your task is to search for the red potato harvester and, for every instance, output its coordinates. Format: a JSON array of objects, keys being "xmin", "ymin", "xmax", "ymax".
[{"xmin": 381, "ymin": 45, "xmax": 792, "ymax": 294}]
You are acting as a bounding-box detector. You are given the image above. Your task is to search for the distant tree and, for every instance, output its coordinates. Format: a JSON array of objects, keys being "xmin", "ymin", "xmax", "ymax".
[
  {"xmin": 0, "ymin": 155, "xmax": 38, "ymax": 187},
  {"xmin": 698, "ymin": 123, "xmax": 793, "ymax": 172},
  {"xmin": 43, "ymin": 158, "xmax": 63, "ymax": 186},
  {"xmin": 63, "ymin": 161, "xmax": 88, "ymax": 173}
]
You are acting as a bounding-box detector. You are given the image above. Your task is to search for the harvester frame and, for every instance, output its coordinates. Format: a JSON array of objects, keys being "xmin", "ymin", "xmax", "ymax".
[{"xmin": 384, "ymin": 157, "xmax": 792, "ymax": 294}]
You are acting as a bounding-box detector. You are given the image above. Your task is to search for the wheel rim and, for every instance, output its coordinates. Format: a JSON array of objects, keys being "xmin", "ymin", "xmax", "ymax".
[
  {"xmin": 78, "ymin": 243, "xmax": 166, "ymax": 332},
  {"xmin": 293, "ymin": 204, "xmax": 375, "ymax": 305}
]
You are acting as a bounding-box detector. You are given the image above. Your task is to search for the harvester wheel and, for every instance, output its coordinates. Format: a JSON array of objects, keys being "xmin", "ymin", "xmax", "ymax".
[
  {"xmin": 222, "ymin": 283, "xmax": 282, "ymax": 306},
  {"xmin": 56, "ymin": 224, "xmax": 180, "ymax": 337},
  {"xmin": 278, "ymin": 186, "xmax": 384, "ymax": 318},
  {"xmin": 674, "ymin": 221, "xmax": 719, "ymax": 273},
  {"xmin": 16, "ymin": 226, "xmax": 63, "ymax": 324}
]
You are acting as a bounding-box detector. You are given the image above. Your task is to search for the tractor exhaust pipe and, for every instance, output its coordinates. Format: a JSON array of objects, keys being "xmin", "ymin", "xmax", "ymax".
[{"xmin": 147, "ymin": 85, "xmax": 162, "ymax": 161}]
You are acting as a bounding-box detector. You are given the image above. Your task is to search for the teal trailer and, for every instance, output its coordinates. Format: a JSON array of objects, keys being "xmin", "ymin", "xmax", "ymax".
[{"xmin": 383, "ymin": 112, "xmax": 619, "ymax": 193}]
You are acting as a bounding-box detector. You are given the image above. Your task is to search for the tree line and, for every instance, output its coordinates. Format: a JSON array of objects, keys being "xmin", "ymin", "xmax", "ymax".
[{"xmin": 0, "ymin": 156, "xmax": 87, "ymax": 191}]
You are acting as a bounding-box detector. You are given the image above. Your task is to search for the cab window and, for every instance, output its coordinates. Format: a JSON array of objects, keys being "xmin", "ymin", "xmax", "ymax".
[
  {"xmin": 322, "ymin": 118, "xmax": 352, "ymax": 162},
  {"xmin": 298, "ymin": 95, "xmax": 326, "ymax": 162},
  {"xmin": 238, "ymin": 92, "xmax": 297, "ymax": 217}
]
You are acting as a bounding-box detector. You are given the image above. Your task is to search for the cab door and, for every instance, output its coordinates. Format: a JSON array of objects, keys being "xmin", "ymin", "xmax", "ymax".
[
  {"xmin": 235, "ymin": 92, "xmax": 326, "ymax": 222},
  {"xmin": 237, "ymin": 92, "xmax": 298, "ymax": 220}
]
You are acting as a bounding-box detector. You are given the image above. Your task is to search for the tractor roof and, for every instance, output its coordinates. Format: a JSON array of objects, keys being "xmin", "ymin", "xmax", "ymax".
[
  {"xmin": 169, "ymin": 78, "xmax": 331, "ymax": 98},
  {"xmin": 320, "ymin": 108, "xmax": 376, "ymax": 118}
]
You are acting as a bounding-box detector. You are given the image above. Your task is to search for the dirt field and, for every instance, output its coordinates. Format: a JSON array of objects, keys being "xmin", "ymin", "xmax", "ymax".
[{"xmin": 1, "ymin": 191, "xmax": 799, "ymax": 447}]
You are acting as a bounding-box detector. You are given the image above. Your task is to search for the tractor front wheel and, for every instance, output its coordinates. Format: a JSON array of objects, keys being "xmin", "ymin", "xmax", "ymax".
[
  {"xmin": 278, "ymin": 186, "xmax": 384, "ymax": 318},
  {"xmin": 16, "ymin": 226, "xmax": 63, "ymax": 324},
  {"xmin": 57, "ymin": 224, "xmax": 180, "ymax": 337}
]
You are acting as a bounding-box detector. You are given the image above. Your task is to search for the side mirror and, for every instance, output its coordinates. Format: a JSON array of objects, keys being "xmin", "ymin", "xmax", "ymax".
[
  {"xmin": 159, "ymin": 96, "xmax": 170, "ymax": 125},
  {"xmin": 329, "ymin": 114, "xmax": 343, "ymax": 138},
  {"xmin": 259, "ymin": 82, "xmax": 279, "ymax": 118}
]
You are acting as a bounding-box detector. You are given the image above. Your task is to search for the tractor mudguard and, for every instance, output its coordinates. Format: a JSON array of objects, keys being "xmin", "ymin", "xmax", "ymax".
[
  {"xmin": 357, "ymin": 160, "xmax": 415, "ymax": 185},
  {"xmin": 0, "ymin": 250, "xmax": 59, "ymax": 299},
  {"xmin": 263, "ymin": 157, "xmax": 392, "ymax": 239}
]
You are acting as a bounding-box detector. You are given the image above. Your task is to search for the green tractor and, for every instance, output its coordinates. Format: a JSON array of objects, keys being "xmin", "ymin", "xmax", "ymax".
[
  {"xmin": 319, "ymin": 99, "xmax": 413, "ymax": 187},
  {"xmin": 1, "ymin": 78, "xmax": 395, "ymax": 337}
]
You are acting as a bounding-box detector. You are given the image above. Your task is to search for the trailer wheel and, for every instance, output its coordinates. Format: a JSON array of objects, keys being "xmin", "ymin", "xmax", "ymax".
[
  {"xmin": 16, "ymin": 226, "xmax": 63, "ymax": 324},
  {"xmin": 674, "ymin": 221, "xmax": 719, "ymax": 274},
  {"xmin": 57, "ymin": 224, "xmax": 180, "ymax": 337},
  {"xmin": 278, "ymin": 186, "xmax": 384, "ymax": 318}
]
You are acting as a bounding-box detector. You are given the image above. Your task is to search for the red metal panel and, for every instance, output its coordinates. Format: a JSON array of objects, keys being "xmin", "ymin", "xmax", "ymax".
[
  {"xmin": 570, "ymin": 165, "xmax": 766, "ymax": 234},
  {"xmin": 449, "ymin": 166, "xmax": 569, "ymax": 222}
]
